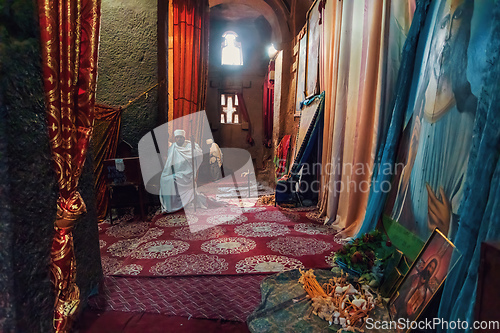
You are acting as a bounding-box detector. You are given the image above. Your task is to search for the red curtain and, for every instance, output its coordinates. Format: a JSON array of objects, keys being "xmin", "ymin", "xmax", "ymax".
[
  {"xmin": 170, "ymin": 0, "xmax": 209, "ymax": 127},
  {"xmin": 93, "ymin": 104, "xmax": 123, "ymax": 222},
  {"xmin": 38, "ymin": 0, "xmax": 101, "ymax": 331},
  {"xmin": 274, "ymin": 135, "xmax": 291, "ymax": 179},
  {"xmin": 263, "ymin": 60, "xmax": 275, "ymax": 147},
  {"xmin": 236, "ymin": 92, "xmax": 255, "ymax": 145}
]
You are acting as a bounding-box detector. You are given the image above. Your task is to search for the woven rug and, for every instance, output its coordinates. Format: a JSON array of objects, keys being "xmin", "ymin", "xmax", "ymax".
[
  {"xmin": 99, "ymin": 206, "xmax": 341, "ymax": 277},
  {"xmin": 88, "ymin": 275, "xmax": 265, "ymax": 322}
]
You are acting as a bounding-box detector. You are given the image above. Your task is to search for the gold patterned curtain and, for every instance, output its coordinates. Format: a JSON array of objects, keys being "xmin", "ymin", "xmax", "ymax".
[{"xmin": 37, "ymin": 0, "xmax": 101, "ymax": 331}]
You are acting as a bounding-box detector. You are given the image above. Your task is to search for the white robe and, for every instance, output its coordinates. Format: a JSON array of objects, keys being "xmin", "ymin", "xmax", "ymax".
[
  {"xmin": 209, "ymin": 142, "xmax": 223, "ymax": 168},
  {"xmin": 391, "ymin": 105, "xmax": 474, "ymax": 240},
  {"xmin": 159, "ymin": 140, "xmax": 203, "ymax": 213}
]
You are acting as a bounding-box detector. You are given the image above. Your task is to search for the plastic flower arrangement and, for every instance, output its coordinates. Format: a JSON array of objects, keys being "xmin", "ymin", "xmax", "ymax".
[{"xmin": 330, "ymin": 230, "xmax": 394, "ymax": 286}]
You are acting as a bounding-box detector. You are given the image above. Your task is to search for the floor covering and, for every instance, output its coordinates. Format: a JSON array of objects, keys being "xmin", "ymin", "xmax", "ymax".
[{"xmin": 89, "ymin": 203, "xmax": 342, "ymax": 326}]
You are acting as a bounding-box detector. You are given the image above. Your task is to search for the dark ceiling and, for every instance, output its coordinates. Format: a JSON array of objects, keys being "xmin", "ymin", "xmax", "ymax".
[{"xmin": 210, "ymin": 3, "xmax": 263, "ymax": 21}]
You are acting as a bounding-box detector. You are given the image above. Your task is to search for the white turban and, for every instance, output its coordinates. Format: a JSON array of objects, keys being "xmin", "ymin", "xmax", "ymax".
[
  {"xmin": 206, "ymin": 139, "xmax": 213, "ymax": 145},
  {"xmin": 174, "ymin": 129, "xmax": 185, "ymax": 137}
]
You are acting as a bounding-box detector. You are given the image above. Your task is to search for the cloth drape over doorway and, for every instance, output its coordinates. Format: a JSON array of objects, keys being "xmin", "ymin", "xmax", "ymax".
[
  {"xmin": 318, "ymin": 0, "xmax": 388, "ymax": 237},
  {"xmin": 263, "ymin": 60, "xmax": 275, "ymax": 147},
  {"xmin": 168, "ymin": 0, "xmax": 209, "ymax": 141},
  {"xmin": 317, "ymin": 0, "xmax": 342, "ymax": 228},
  {"xmin": 38, "ymin": 0, "xmax": 101, "ymax": 330}
]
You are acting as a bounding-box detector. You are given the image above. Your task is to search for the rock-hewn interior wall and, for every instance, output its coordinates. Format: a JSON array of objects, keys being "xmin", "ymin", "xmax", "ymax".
[
  {"xmin": 206, "ymin": 14, "xmax": 272, "ymax": 179},
  {"xmin": 98, "ymin": 0, "xmax": 158, "ymax": 155}
]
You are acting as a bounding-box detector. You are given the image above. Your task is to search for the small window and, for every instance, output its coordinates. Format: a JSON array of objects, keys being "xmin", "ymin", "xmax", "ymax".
[
  {"xmin": 221, "ymin": 31, "xmax": 243, "ymax": 66},
  {"xmin": 220, "ymin": 93, "xmax": 240, "ymax": 124}
]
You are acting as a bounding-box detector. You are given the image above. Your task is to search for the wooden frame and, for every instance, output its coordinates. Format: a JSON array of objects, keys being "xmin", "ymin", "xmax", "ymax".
[
  {"xmin": 294, "ymin": 0, "xmax": 321, "ymax": 117},
  {"xmin": 388, "ymin": 228, "xmax": 460, "ymax": 332},
  {"xmin": 218, "ymin": 89, "xmax": 242, "ymax": 125},
  {"xmin": 305, "ymin": 0, "xmax": 320, "ymax": 98},
  {"xmin": 294, "ymin": 26, "xmax": 308, "ymax": 116}
]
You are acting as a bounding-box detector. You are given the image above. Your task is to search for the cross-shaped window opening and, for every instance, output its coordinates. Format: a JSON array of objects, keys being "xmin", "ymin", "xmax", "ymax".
[{"xmin": 220, "ymin": 93, "xmax": 240, "ymax": 124}]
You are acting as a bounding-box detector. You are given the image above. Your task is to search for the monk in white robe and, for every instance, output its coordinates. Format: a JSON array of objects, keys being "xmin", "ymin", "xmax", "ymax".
[{"xmin": 160, "ymin": 129, "xmax": 203, "ymax": 213}]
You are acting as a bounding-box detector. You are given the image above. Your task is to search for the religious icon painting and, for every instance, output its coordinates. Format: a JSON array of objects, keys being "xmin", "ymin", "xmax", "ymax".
[{"xmin": 388, "ymin": 228, "xmax": 461, "ymax": 332}]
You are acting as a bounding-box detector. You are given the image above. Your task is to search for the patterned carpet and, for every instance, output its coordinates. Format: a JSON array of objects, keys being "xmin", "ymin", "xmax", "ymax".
[
  {"xmin": 93, "ymin": 204, "xmax": 343, "ymax": 322},
  {"xmin": 99, "ymin": 206, "xmax": 341, "ymax": 277},
  {"xmin": 76, "ymin": 309, "xmax": 251, "ymax": 333},
  {"xmin": 88, "ymin": 275, "xmax": 266, "ymax": 322}
]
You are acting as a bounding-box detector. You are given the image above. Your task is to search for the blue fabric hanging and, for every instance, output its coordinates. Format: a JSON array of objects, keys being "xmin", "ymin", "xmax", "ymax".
[
  {"xmin": 437, "ymin": 2, "xmax": 500, "ymax": 330},
  {"xmin": 275, "ymin": 93, "xmax": 324, "ymax": 205},
  {"xmin": 355, "ymin": 0, "xmax": 432, "ymax": 237},
  {"xmin": 291, "ymin": 92, "xmax": 325, "ymax": 174}
]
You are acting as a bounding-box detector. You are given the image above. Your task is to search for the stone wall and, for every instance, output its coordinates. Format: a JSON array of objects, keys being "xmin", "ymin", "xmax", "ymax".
[
  {"xmin": 97, "ymin": 0, "xmax": 158, "ymax": 155},
  {"xmin": 206, "ymin": 15, "xmax": 272, "ymax": 178}
]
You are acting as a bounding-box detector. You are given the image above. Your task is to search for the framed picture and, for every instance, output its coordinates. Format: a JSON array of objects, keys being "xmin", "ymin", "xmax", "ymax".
[
  {"xmin": 305, "ymin": 0, "xmax": 320, "ymax": 97},
  {"xmin": 294, "ymin": 95, "xmax": 321, "ymax": 160},
  {"xmin": 388, "ymin": 228, "xmax": 461, "ymax": 332},
  {"xmin": 294, "ymin": 26, "xmax": 307, "ymax": 116}
]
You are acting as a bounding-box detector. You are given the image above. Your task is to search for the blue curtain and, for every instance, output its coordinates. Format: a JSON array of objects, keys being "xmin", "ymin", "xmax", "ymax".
[
  {"xmin": 353, "ymin": 0, "xmax": 499, "ymax": 329},
  {"xmin": 437, "ymin": 3, "xmax": 500, "ymax": 330},
  {"xmin": 355, "ymin": 0, "xmax": 432, "ymax": 237}
]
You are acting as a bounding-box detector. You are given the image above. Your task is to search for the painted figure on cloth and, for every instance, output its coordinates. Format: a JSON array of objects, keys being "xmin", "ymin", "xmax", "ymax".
[
  {"xmin": 403, "ymin": 258, "xmax": 438, "ymax": 318},
  {"xmin": 390, "ymin": 257, "xmax": 439, "ymax": 325},
  {"xmin": 392, "ymin": 0, "xmax": 477, "ymax": 240},
  {"xmin": 159, "ymin": 129, "xmax": 205, "ymax": 213},
  {"xmin": 389, "ymin": 229, "xmax": 456, "ymax": 328}
]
